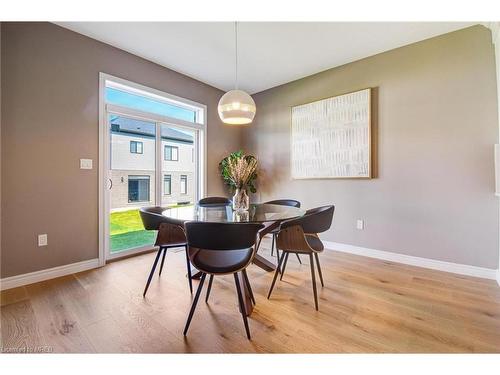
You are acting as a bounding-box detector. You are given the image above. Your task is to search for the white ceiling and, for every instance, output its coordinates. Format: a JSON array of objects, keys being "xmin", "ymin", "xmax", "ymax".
[{"xmin": 56, "ymin": 22, "xmax": 476, "ymax": 94}]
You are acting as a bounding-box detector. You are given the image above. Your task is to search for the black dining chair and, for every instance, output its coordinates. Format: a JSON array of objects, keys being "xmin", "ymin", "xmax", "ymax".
[
  {"xmin": 139, "ymin": 207, "xmax": 193, "ymax": 297},
  {"xmin": 198, "ymin": 197, "xmax": 232, "ymax": 206},
  {"xmin": 183, "ymin": 222, "xmax": 264, "ymax": 340},
  {"xmin": 264, "ymin": 199, "xmax": 302, "ymax": 265},
  {"xmin": 267, "ymin": 205, "xmax": 335, "ymax": 310}
]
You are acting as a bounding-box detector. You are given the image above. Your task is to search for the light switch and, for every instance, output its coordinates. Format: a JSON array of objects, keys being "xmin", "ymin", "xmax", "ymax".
[
  {"xmin": 38, "ymin": 234, "xmax": 48, "ymax": 247},
  {"xmin": 356, "ymin": 219, "xmax": 364, "ymax": 230},
  {"xmin": 80, "ymin": 159, "xmax": 93, "ymax": 170}
]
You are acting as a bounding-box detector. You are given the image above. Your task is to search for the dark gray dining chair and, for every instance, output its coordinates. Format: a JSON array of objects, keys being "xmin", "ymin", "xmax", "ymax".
[
  {"xmin": 183, "ymin": 221, "xmax": 264, "ymax": 340},
  {"xmin": 198, "ymin": 197, "xmax": 232, "ymax": 206},
  {"xmin": 264, "ymin": 199, "xmax": 302, "ymax": 265},
  {"xmin": 267, "ymin": 205, "xmax": 335, "ymax": 310},
  {"xmin": 139, "ymin": 207, "xmax": 193, "ymax": 297}
]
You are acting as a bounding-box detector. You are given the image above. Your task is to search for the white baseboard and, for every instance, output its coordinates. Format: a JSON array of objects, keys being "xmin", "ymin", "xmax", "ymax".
[
  {"xmin": 322, "ymin": 240, "xmax": 498, "ymax": 282},
  {"xmin": 0, "ymin": 258, "xmax": 100, "ymax": 291}
]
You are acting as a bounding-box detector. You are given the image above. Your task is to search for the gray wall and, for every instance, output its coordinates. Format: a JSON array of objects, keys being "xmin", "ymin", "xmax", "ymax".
[
  {"xmin": 1, "ymin": 22, "xmax": 241, "ymax": 278},
  {"xmin": 242, "ymin": 25, "xmax": 499, "ymax": 269}
]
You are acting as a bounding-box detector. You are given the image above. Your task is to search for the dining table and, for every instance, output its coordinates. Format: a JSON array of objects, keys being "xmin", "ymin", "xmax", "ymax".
[{"xmin": 161, "ymin": 202, "xmax": 306, "ymax": 315}]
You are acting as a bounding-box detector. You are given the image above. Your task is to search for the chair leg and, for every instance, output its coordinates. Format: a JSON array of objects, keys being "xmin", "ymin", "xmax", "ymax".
[
  {"xmin": 268, "ymin": 251, "xmax": 286, "ymax": 299},
  {"xmin": 314, "ymin": 253, "xmax": 324, "ymax": 287},
  {"xmin": 159, "ymin": 247, "xmax": 167, "ymax": 276},
  {"xmin": 205, "ymin": 274, "xmax": 214, "ymax": 303},
  {"xmin": 271, "ymin": 233, "xmax": 275, "ymax": 256},
  {"xmin": 143, "ymin": 248, "xmax": 163, "ymax": 297},
  {"xmin": 184, "ymin": 246, "xmax": 193, "ymax": 294},
  {"xmin": 242, "ymin": 269, "xmax": 256, "ymax": 305},
  {"xmin": 234, "ymin": 273, "xmax": 251, "ymax": 340},
  {"xmin": 280, "ymin": 252, "xmax": 290, "ymax": 280},
  {"xmin": 295, "ymin": 253, "xmax": 302, "ymax": 264},
  {"xmin": 183, "ymin": 273, "xmax": 207, "ymax": 336},
  {"xmin": 309, "ymin": 254, "xmax": 319, "ymax": 311},
  {"xmin": 276, "ymin": 248, "xmax": 282, "ymax": 274}
]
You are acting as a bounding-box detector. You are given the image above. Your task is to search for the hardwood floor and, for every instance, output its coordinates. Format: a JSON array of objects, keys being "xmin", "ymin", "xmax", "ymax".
[{"xmin": 2, "ymin": 239, "xmax": 500, "ymax": 353}]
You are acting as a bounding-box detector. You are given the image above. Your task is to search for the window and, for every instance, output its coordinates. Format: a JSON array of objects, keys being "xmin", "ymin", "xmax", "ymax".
[
  {"xmin": 128, "ymin": 176, "xmax": 150, "ymax": 202},
  {"xmin": 106, "ymin": 86, "xmax": 197, "ymax": 123},
  {"xmin": 164, "ymin": 145, "xmax": 179, "ymax": 161},
  {"xmin": 130, "ymin": 140, "xmax": 143, "ymax": 154},
  {"xmin": 102, "ymin": 74, "xmax": 206, "ymax": 259},
  {"xmin": 180, "ymin": 175, "xmax": 187, "ymax": 194},
  {"xmin": 163, "ymin": 175, "xmax": 171, "ymax": 195}
]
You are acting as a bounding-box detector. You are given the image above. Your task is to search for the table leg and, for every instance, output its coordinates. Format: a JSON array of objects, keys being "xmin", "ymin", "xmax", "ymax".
[
  {"xmin": 252, "ymin": 254, "xmax": 276, "ymax": 271},
  {"xmin": 250, "ymin": 221, "xmax": 280, "ymax": 272}
]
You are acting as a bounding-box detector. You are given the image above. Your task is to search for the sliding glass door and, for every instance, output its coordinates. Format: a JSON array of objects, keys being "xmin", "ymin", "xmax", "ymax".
[
  {"xmin": 100, "ymin": 74, "xmax": 206, "ymax": 261},
  {"xmin": 108, "ymin": 114, "xmax": 157, "ymax": 254}
]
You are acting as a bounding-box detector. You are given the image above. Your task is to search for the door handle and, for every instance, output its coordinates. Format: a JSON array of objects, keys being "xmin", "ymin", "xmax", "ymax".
[{"xmin": 108, "ymin": 178, "xmax": 113, "ymax": 190}]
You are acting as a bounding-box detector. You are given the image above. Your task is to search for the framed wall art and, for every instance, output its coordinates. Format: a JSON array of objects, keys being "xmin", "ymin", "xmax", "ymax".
[{"xmin": 291, "ymin": 88, "xmax": 372, "ymax": 179}]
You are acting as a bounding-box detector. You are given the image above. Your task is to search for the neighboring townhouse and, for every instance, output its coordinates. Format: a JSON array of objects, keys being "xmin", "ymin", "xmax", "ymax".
[{"xmin": 110, "ymin": 116, "xmax": 195, "ymax": 210}]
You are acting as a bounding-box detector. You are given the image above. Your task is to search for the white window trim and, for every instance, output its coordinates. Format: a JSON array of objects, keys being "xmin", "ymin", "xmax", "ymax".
[
  {"xmin": 164, "ymin": 145, "xmax": 179, "ymax": 161},
  {"xmin": 98, "ymin": 73, "xmax": 207, "ymax": 264},
  {"xmin": 163, "ymin": 174, "xmax": 172, "ymax": 196},
  {"xmin": 180, "ymin": 175, "xmax": 188, "ymax": 195},
  {"xmin": 130, "ymin": 140, "xmax": 143, "ymax": 154}
]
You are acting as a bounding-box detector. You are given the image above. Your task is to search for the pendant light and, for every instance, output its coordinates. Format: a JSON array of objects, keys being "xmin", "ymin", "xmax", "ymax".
[{"xmin": 218, "ymin": 22, "xmax": 256, "ymax": 125}]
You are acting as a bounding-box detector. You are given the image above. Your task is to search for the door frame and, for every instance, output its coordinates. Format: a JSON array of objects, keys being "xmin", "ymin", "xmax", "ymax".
[{"xmin": 98, "ymin": 73, "xmax": 207, "ymax": 265}]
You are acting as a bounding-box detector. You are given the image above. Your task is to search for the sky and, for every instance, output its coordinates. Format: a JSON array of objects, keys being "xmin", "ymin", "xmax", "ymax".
[{"xmin": 106, "ymin": 87, "xmax": 196, "ymax": 123}]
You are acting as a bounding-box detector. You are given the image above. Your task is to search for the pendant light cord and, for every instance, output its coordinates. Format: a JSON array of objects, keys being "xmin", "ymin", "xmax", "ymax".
[{"xmin": 235, "ymin": 21, "xmax": 239, "ymax": 90}]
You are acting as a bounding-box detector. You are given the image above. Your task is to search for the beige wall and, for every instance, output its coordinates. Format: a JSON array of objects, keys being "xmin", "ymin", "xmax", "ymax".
[
  {"xmin": 1, "ymin": 22, "xmax": 241, "ymax": 278},
  {"xmin": 242, "ymin": 25, "xmax": 499, "ymax": 268}
]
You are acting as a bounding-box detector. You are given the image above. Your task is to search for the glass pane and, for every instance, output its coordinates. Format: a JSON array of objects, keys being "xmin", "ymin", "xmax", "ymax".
[
  {"xmin": 161, "ymin": 124, "xmax": 196, "ymax": 207},
  {"xmin": 109, "ymin": 115, "xmax": 156, "ymax": 253},
  {"xmin": 164, "ymin": 175, "xmax": 171, "ymax": 195},
  {"xmin": 106, "ymin": 87, "xmax": 196, "ymax": 123}
]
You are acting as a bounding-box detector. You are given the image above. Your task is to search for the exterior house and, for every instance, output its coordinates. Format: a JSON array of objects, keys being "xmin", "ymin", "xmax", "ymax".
[{"xmin": 110, "ymin": 116, "xmax": 195, "ymax": 210}]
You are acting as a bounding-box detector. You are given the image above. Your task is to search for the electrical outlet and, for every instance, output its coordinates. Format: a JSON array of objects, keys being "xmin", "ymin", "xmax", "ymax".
[
  {"xmin": 80, "ymin": 159, "xmax": 93, "ymax": 169},
  {"xmin": 356, "ymin": 219, "xmax": 364, "ymax": 230},
  {"xmin": 38, "ymin": 234, "xmax": 48, "ymax": 247}
]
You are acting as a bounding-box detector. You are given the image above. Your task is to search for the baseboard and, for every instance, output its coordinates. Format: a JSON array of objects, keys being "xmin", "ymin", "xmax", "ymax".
[
  {"xmin": 0, "ymin": 258, "xmax": 100, "ymax": 291},
  {"xmin": 322, "ymin": 240, "xmax": 498, "ymax": 281}
]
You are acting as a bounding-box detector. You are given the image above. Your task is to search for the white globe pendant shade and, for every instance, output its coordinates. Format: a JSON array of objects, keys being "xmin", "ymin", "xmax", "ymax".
[{"xmin": 218, "ymin": 89, "xmax": 256, "ymax": 125}]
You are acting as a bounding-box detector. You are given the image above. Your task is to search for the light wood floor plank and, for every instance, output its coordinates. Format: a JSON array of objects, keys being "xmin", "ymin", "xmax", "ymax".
[{"xmin": 1, "ymin": 240, "xmax": 499, "ymax": 353}]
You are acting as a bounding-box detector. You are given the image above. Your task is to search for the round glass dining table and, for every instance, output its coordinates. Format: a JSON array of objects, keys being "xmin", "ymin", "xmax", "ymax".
[
  {"xmin": 161, "ymin": 203, "xmax": 305, "ymax": 224},
  {"xmin": 161, "ymin": 202, "xmax": 305, "ymax": 271},
  {"xmin": 161, "ymin": 203, "xmax": 305, "ymax": 316}
]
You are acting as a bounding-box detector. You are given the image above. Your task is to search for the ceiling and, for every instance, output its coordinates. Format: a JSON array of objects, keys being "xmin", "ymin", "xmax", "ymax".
[{"xmin": 56, "ymin": 22, "xmax": 476, "ymax": 94}]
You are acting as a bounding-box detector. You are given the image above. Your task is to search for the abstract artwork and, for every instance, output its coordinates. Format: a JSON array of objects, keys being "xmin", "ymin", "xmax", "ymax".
[{"xmin": 291, "ymin": 88, "xmax": 372, "ymax": 179}]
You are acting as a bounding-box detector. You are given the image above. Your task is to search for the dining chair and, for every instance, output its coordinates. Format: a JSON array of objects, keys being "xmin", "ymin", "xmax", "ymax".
[
  {"xmin": 264, "ymin": 199, "xmax": 302, "ymax": 265},
  {"xmin": 198, "ymin": 196, "xmax": 232, "ymax": 206},
  {"xmin": 183, "ymin": 222, "xmax": 264, "ymax": 339},
  {"xmin": 139, "ymin": 207, "xmax": 193, "ymax": 297},
  {"xmin": 267, "ymin": 205, "xmax": 335, "ymax": 310}
]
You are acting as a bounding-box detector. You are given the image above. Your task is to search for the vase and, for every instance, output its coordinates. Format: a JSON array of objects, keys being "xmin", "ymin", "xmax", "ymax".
[{"xmin": 232, "ymin": 188, "xmax": 250, "ymax": 211}]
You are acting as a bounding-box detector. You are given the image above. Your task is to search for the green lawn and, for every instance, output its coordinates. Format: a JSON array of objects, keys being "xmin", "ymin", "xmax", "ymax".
[
  {"xmin": 110, "ymin": 205, "xmax": 192, "ymax": 253},
  {"xmin": 110, "ymin": 209, "xmax": 155, "ymax": 252}
]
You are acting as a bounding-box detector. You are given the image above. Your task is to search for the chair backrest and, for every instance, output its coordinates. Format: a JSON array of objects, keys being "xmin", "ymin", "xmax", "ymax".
[
  {"xmin": 198, "ymin": 196, "xmax": 232, "ymax": 206},
  {"xmin": 185, "ymin": 222, "xmax": 264, "ymax": 250},
  {"xmin": 281, "ymin": 205, "xmax": 335, "ymax": 234},
  {"xmin": 264, "ymin": 199, "xmax": 301, "ymax": 208},
  {"xmin": 155, "ymin": 222, "xmax": 186, "ymax": 246},
  {"xmin": 139, "ymin": 206, "xmax": 166, "ymax": 230}
]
